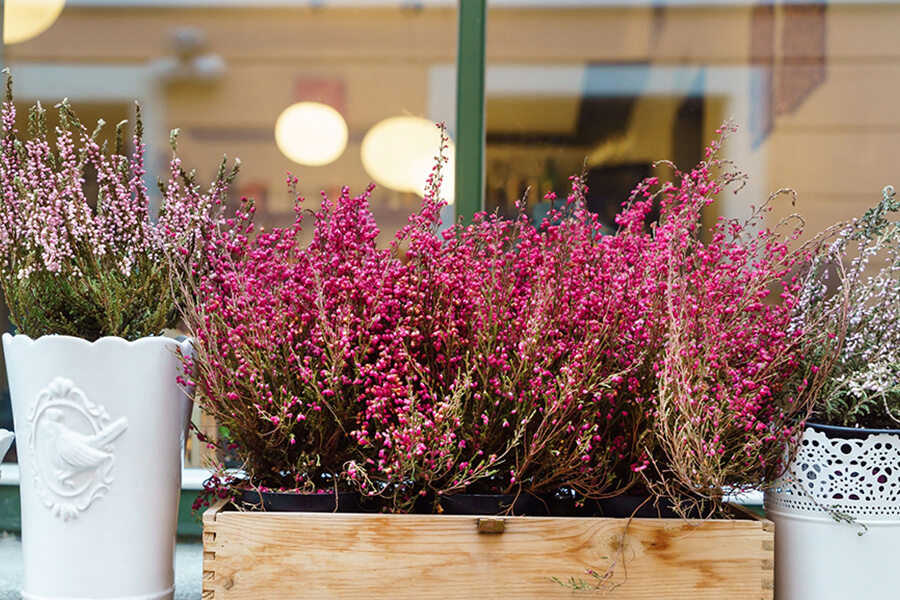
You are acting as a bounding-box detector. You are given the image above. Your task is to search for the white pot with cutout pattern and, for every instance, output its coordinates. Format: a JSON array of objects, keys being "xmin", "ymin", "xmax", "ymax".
[
  {"xmin": 765, "ymin": 422, "xmax": 900, "ymax": 600},
  {"xmin": 3, "ymin": 333, "xmax": 192, "ymax": 600}
]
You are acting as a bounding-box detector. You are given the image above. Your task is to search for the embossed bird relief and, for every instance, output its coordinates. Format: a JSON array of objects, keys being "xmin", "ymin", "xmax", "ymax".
[
  {"xmin": 40, "ymin": 408, "xmax": 127, "ymax": 489},
  {"xmin": 27, "ymin": 377, "xmax": 129, "ymax": 520}
]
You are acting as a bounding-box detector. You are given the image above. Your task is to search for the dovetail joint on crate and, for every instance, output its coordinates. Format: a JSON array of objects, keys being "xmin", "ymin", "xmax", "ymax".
[{"xmin": 201, "ymin": 501, "xmax": 224, "ymax": 600}]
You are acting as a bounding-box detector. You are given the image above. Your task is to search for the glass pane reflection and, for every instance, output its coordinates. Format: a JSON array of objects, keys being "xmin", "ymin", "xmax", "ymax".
[{"xmin": 485, "ymin": 2, "xmax": 892, "ymax": 240}]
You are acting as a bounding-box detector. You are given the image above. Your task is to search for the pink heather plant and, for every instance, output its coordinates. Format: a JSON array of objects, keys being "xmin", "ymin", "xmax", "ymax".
[
  {"xmin": 186, "ymin": 121, "xmax": 834, "ymax": 513},
  {"xmin": 361, "ymin": 173, "xmax": 655, "ymax": 510},
  {"xmin": 618, "ymin": 122, "xmax": 840, "ymax": 506},
  {"xmin": 181, "ymin": 182, "xmax": 404, "ymax": 495},
  {"xmin": 0, "ymin": 72, "xmax": 237, "ymax": 341}
]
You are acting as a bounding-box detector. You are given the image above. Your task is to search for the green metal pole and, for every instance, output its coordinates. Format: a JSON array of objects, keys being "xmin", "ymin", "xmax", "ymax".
[{"xmin": 454, "ymin": 0, "xmax": 486, "ymax": 223}]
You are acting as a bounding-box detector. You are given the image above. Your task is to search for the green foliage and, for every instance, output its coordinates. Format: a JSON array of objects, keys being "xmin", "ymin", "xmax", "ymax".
[{"xmin": 3, "ymin": 249, "xmax": 177, "ymax": 341}]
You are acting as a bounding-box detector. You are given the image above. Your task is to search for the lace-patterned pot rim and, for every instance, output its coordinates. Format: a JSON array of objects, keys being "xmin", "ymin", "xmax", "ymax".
[
  {"xmin": 766, "ymin": 425, "xmax": 900, "ymax": 521},
  {"xmin": 805, "ymin": 421, "xmax": 900, "ymax": 440}
]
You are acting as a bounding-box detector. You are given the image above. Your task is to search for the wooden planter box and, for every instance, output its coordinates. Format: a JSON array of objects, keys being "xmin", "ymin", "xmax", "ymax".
[{"xmin": 202, "ymin": 500, "xmax": 773, "ymax": 599}]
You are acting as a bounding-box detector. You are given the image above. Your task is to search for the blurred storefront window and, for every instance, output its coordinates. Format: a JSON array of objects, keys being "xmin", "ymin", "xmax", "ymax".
[{"xmin": 482, "ymin": 1, "xmax": 890, "ymax": 239}]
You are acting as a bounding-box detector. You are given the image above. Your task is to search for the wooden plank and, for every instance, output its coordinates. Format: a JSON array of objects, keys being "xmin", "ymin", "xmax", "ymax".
[{"xmin": 203, "ymin": 502, "xmax": 773, "ymax": 600}]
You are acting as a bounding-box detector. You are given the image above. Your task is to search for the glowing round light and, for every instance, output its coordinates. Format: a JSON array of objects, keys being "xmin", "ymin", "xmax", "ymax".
[
  {"xmin": 4, "ymin": 0, "xmax": 66, "ymax": 45},
  {"xmin": 361, "ymin": 116, "xmax": 455, "ymax": 203},
  {"xmin": 275, "ymin": 102, "xmax": 348, "ymax": 167}
]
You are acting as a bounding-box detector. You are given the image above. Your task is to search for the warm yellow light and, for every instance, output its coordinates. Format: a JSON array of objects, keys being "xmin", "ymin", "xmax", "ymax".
[
  {"xmin": 361, "ymin": 116, "xmax": 455, "ymax": 203},
  {"xmin": 4, "ymin": 0, "xmax": 66, "ymax": 45},
  {"xmin": 275, "ymin": 102, "xmax": 348, "ymax": 167}
]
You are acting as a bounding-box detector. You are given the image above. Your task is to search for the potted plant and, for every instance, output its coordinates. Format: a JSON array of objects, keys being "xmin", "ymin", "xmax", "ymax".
[
  {"xmin": 181, "ymin": 179, "xmax": 402, "ymax": 512},
  {"xmin": 0, "ymin": 72, "xmax": 237, "ymax": 600},
  {"xmin": 622, "ymin": 149, "xmax": 838, "ymax": 517},
  {"xmin": 765, "ymin": 185, "xmax": 900, "ymax": 599},
  {"xmin": 190, "ymin": 123, "xmax": 829, "ymax": 599}
]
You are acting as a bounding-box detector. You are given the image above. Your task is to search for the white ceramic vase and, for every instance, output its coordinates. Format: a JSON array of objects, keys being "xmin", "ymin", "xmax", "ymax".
[
  {"xmin": 765, "ymin": 423, "xmax": 900, "ymax": 600},
  {"xmin": 3, "ymin": 333, "xmax": 192, "ymax": 600}
]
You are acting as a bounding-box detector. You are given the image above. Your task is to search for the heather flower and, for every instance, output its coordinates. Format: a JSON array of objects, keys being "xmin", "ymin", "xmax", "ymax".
[
  {"xmin": 619, "ymin": 122, "xmax": 841, "ymax": 508},
  {"xmin": 794, "ymin": 185, "xmax": 900, "ymax": 428},
  {"xmin": 180, "ymin": 179, "xmax": 402, "ymax": 494},
  {"xmin": 184, "ymin": 120, "xmax": 832, "ymax": 513},
  {"xmin": 0, "ymin": 71, "xmax": 237, "ymax": 341},
  {"xmin": 348, "ymin": 141, "xmax": 654, "ymax": 509}
]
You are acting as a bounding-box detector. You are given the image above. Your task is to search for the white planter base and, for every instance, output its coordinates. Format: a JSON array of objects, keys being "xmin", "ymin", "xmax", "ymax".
[
  {"xmin": 22, "ymin": 587, "xmax": 174, "ymax": 600},
  {"xmin": 4, "ymin": 334, "xmax": 192, "ymax": 600},
  {"xmin": 765, "ymin": 425, "xmax": 900, "ymax": 599}
]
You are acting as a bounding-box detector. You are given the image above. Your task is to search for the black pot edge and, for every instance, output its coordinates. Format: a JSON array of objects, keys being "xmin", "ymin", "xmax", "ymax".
[
  {"xmin": 227, "ymin": 489, "xmax": 718, "ymax": 519},
  {"xmin": 805, "ymin": 420, "xmax": 900, "ymax": 439},
  {"xmin": 437, "ymin": 492, "xmax": 550, "ymax": 516},
  {"xmin": 237, "ymin": 488, "xmax": 362, "ymax": 513}
]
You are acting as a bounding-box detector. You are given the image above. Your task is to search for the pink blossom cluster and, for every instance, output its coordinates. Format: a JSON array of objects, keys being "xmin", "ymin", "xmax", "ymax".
[
  {"xmin": 626, "ymin": 125, "xmax": 831, "ymax": 500},
  {"xmin": 0, "ymin": 100, "xmax": 228, "ymax": 280},
  {"xmin": 0, "ymin": 76, "xmax": 237, "ymax": 340},
  {"xmin": 186, "ymin": 122, "xmax": 826, "ymax": 511}
]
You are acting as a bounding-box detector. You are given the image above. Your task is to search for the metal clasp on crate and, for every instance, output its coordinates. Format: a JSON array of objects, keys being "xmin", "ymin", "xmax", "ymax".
[{"xmin": 477, "ymin": 517, "xmax": 505, "ymax": 534}]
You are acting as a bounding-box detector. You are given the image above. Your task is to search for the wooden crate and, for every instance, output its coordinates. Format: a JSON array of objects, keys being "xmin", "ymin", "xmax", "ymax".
[{"xmin": 202, "ymin": 500, "xmax": 774, "ymax": 600}]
